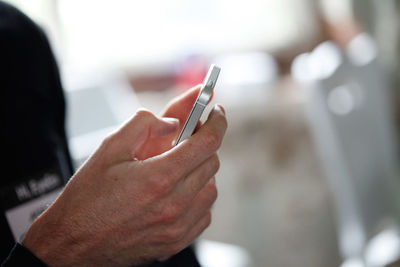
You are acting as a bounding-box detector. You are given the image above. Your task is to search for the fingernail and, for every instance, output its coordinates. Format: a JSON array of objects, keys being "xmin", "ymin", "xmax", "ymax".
[
  {"xmin": 214, "ymin": 104, "xmax": 225, "ymax": 115},
  {"xmin": 162, "ymin": 117, "xmax": 179, "ymax": 125}
]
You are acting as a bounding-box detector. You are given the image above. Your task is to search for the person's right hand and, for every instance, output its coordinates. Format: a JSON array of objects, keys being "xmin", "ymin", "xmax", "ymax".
[
  {"xmin": 22, "ymin": 101, "xmax": 227, "ymax": 266},
  {"xmin": 135, "ymin": 85, "xmax": 206, "ymax": 160}
]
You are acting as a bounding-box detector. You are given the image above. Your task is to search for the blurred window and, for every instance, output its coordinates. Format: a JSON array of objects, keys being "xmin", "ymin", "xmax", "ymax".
[{"xmin": 5, "ymin": 0, "xmax": 319, "ymax": 71}]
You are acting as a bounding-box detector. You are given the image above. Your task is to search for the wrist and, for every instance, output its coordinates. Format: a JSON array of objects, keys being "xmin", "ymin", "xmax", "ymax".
[{"xmin": 22, "ymin": 206, "xmax": 80, "ymax": 266}]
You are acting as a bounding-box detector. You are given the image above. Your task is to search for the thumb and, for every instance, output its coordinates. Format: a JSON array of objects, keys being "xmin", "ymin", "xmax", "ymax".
[
  {"xmin": 150, "ymin": 117, "xmax": 180, "ymax": 138},
  {"xmin": 108, "ymin": 109, "xmax": 179, "ymax": 161}
]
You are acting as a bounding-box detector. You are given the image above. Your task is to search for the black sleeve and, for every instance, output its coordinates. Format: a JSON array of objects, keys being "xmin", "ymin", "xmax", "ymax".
[
  {"xmin": 0, "ymin": 0, "xmax": 74, "ymax": 184},
  {"xmin": 0, "ymin": 0, "xmax": 73, "ymax": 262},
  {"xmin": 1, "ymin": 243, "xmax": 46, "ymax": 267},
  {"xmin": 1, "ymin": 243, "xmax": 200, "ymax": 267}
]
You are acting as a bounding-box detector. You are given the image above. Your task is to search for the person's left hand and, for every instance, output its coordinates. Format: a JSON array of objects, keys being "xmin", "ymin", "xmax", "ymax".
[{"xmin": 135, "ymin": 85, "xmax": 203, "ymax": 159}]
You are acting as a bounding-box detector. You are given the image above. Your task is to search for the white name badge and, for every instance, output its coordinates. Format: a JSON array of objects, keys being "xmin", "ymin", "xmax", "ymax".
[
  {"xmin": 2, "ymin": 172, "xmax": 64, "ymax": 241},
  {"xmin": 5, "ymin": 188, "xmax": 62, "ymax": 241}
]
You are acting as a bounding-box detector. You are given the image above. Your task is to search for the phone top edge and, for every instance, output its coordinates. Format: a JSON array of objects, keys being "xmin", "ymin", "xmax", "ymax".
[
  {"xmin": 202, "ymin": 64, "xmax": 221, "ymax": 90},
  {"xmin": 197, "ymin": 64, "xmax": 220, "ymax": 105}
]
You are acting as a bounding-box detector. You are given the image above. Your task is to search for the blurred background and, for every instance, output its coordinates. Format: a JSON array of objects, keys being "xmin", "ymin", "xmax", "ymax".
[{"xmin": 5, "ymin": 0, "xmax": 400, "ymax": 266}]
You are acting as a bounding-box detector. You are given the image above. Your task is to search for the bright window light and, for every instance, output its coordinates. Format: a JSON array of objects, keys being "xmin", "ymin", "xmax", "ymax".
[
  {"xmin": 57, "ymin": 0, "xmax": 319, "ymax": 71},
  {"xmin": 5, "ymin": 0, "xmax": 320, "ymax": 72}
]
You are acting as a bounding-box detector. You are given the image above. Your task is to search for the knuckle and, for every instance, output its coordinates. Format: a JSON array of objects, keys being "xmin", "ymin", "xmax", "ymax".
[
  {"xmin": 158, "ymin": 202, "xmax": 184, "ymax": 224},
  {"xmin": 159, "ymin": 158, "xmax": 185, "ymax": 183},
  {"xmin": 135, "ymin": 108, "xmax": 153, "ymax": 119},
  {"xmin": 134, "ymin": 108, "xmax": 156, "ymax": 125},
  {"xmin": 148, "ymin": 177, "xmax": 172, "ymax": 198},
  {"xmin": 100, "ymin": 133, "xmax": 115, "ymax": 149},
  {"xmin": 97, "ymin": 134, "xmax": 118, "ymax": 163},
  {"xmin": 207, "ymin": 182, "xmax": 218, "ymax": 203},
  {"xmin": 201, "ymin": 130, "xmax": 220, "ymax": 151},
  {"xmin": 164, "ymin": 223, "xmax": 186, "ymax": 243},
  {"xmin": 210, "ymin": 155, "xmax": 220, "ymax": 174}
]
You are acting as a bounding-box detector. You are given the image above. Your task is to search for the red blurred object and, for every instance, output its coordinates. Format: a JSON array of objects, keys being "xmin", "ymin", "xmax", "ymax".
[{"xmin": 175, "ymin": 55, "xmax": 209, "ymax": 91}]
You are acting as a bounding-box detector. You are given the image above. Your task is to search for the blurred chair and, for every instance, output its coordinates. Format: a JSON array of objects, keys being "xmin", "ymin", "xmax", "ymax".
[{"xmin": 292, "ymin": 34, "xmax": 400, "ymax": 267}]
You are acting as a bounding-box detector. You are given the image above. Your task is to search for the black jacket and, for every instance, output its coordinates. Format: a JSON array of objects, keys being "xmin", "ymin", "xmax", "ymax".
[{"xmin": 0, "ymin": 1, "xmax": 73, "ymax": 263}]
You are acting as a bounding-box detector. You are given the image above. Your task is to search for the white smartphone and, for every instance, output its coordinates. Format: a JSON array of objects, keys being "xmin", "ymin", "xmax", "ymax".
[{"xmin": 175, "ymin": 64, "xmax": 221, "ymax": 145}]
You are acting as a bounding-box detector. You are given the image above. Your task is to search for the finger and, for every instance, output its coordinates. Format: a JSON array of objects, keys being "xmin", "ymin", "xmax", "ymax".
[
  {"xmin": 176, "ymin": 154, "xmax": 219, "ymax": 201},
  {"xmin": 162, "ymin": 85, "xmax": 215, "ymax": 118},
  {"xmin": 165, "ymin": 212, "xmax": 212, "ymax": 259},
  {"xmin": 110, "ymin": 109, "xmax": 179, "ymax": 161},
  {"xmin": 162, "ymin": 85, "xmax": 201, "ymax": 120},
  {"xmin": 154, "ymin": 104, "xmax": 227, "ymax": 184},
  {"xmin": 178, "ymin": 178, "xmax": 217, "ymax": 231},
  {"xmin": 148, "ymin": 178, "xmax": 216, "ymax": 250},
  {"xmin": 187, "ymin": 104, "xmax": 226, "ymax": 149}
]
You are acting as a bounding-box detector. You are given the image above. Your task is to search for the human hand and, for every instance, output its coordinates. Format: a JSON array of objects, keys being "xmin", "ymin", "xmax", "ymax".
[
  {"xmin": 22, "ymin": 93, "xmax": 227, "ymax": 266},
  {"xmin": 135, "ymin": 85, "xmax": 204, "ymax": 160}
]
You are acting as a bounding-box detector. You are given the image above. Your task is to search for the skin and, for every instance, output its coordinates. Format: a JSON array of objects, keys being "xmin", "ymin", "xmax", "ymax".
[{"xmin": 22, "ymin": 85, "xmax": 228, "ymax": 266}]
